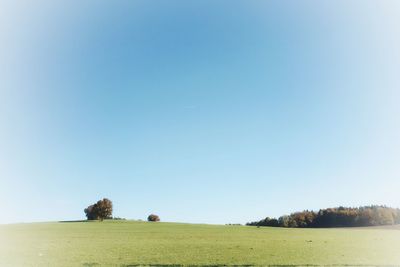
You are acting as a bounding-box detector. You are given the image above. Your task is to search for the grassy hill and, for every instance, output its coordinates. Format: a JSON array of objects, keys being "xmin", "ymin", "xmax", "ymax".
[{"xmin": 1, "ymin": 220, "xmax": 400, "ymax": 266}]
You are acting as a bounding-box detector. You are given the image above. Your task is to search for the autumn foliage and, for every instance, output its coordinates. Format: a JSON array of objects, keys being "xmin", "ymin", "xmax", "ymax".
[
  {"xmin": 247, "ymin": 206, "xmax": 400, "ymax": 228},
  {"xmin": 84, "ymin": 198, "xmax": 113, "ymax": 221}
]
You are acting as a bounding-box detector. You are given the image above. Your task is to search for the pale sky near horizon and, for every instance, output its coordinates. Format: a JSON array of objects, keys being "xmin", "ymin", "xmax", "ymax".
[{"xmin": 1, "ymin": 0, "xmax": 400, "ymax": 224}]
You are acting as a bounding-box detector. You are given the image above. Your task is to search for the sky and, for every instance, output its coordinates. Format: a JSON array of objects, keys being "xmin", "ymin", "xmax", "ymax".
[{"xmin": 1, "ymin": 0, "xmax": 400, "ymax": 224}]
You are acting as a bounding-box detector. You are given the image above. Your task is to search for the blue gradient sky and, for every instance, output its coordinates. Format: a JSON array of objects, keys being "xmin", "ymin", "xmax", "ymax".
[{"xmin": 1, "ymin": 0, "xmax": 400, "ymax": 224}]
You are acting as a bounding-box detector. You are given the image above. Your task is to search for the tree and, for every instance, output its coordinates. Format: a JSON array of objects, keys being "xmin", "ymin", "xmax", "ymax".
[
  {"xmin": 84, "ymin": 198, "xmax": 113, "ymax": 221},
  {"xmin": 147, "ymin": 214, "xmax": 160, "ymax": 222},
  {"xmin": 278, "ymin": 215, "xmax": 290, "ymax": 227},
  {"xmin": 84, "ymin": 205, "xmax": 98, "ymax": 220},
  {"xmin": 247, "ymin": 206, "xmax": 400, "ymax": 228}
]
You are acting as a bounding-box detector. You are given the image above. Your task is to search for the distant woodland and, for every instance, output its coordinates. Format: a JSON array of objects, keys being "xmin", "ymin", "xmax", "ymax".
[{"xmin": 247, "ymin": 206, "xmax": 400, "ymax": 228}]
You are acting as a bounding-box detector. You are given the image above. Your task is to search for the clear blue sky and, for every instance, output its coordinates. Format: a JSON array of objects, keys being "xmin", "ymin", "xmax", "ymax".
[{"xmin": 1, "ymin": 1, "xmax": 399, "ymax": 224}]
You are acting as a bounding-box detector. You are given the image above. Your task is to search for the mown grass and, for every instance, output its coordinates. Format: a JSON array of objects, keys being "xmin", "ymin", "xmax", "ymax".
[{"xmin": 1, "ymin": 220, "xmax": 399, "ymax": 266}]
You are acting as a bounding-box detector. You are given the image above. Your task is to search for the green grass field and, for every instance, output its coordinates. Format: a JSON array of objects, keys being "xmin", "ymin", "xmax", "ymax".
[{"xmin": 1, "ymin": 221, "xmax": 400, "ymax": 266}]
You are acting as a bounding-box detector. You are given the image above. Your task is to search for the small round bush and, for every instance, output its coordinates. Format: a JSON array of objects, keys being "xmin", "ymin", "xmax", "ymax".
[{"xmin": 147, "ymin": 214, "xmax": 160, "ymax": 222}]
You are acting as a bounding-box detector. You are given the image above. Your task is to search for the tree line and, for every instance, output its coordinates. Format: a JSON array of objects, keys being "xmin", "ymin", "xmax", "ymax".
[
  {"xmin": 247, "ymin": 206, "xmax": 400, "ymax": 228},
  {"xmin": 84, "ymin": 198, "xmax": 160, "ymax": 222}
]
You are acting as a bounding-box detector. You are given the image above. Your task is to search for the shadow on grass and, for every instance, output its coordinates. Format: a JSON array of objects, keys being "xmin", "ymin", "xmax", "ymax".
[
  {"xmin": 120, "ymin": 265, "xmax": 400, "ymax": 267},
  {"xmin": 123, "ymin": 265, "xmax": 254, "ymax": 267},
  {"xmin": 59, "ymin": 220, "xmax": 89, "ymax": 223},
  {"xmin": 120, "ymin": 264, "xmax": 398, "ymax": 267}
]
